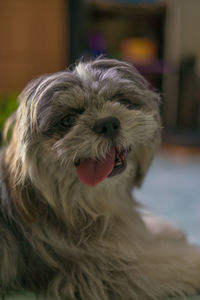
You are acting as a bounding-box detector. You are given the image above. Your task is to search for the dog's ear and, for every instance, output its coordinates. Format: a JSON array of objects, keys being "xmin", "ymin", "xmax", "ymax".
[
  {"xmin": 18, "ymin": 74, "xmax": 49, "ymax": 105},
  {"xmin": 3, "ymin": 112, "xmax": 16, "ymax": 143},
  {"xmin": 3, "ymin": 77, "xmax": 47, "ymax": 142},
  {"xmin": 135, "ymin": 139, "xmax": 160, "ymax": 187}
]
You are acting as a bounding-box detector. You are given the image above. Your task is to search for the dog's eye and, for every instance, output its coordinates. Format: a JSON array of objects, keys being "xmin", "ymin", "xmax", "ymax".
[
  {"xmin": 60, "ymin": 115, "xmax": 76, "ymax": 128},
  {"xmin": 118, "ymin": 99, "xmax": 142, "ymax": 110}
]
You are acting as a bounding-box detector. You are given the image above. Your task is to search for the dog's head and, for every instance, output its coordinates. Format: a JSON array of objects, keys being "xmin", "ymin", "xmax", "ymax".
[{"xmin": 5, "ymin": 59, "xmax": 160, "ymax": 195}]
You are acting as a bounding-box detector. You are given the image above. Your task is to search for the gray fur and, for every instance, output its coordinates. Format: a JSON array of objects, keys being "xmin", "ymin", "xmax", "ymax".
[{"xmin": 0, "ymin": 59, "xmax": 200, "ymax": 300}]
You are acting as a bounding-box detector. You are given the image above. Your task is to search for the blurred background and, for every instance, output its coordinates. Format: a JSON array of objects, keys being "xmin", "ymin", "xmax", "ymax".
[{"xmin": 0, "ymin": 0, "xmax": 199, "ymax": 242}]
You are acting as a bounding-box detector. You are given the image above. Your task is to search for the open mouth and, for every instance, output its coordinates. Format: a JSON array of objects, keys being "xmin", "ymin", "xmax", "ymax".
[
  {"xmin": 108, "ymin": 149, "xmax": 128, "ymax": 177},
  {"xmin": 75, "ymin": 146, "xmax": 131, "ymax": 187}
]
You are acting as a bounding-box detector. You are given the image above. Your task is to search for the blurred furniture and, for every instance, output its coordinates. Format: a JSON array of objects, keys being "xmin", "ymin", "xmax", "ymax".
[
  {"xmin": 85, "ymin": 0, "xmax": 200, "ymax": 144},
  {"xmin": 86, "ymin": 0, "xmax": 166, "ymax": 91}
]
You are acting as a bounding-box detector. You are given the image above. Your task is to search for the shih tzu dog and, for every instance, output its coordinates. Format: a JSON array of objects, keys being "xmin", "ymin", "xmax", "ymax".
[{"xmin": 0, "ymin": 58, "xmax": 200, "ymax": 300}]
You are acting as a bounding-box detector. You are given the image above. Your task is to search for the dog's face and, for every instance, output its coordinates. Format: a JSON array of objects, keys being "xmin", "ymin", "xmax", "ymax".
[{"xmin": 6, "ymin": 59, "xmax": 160, "ymax": 191}]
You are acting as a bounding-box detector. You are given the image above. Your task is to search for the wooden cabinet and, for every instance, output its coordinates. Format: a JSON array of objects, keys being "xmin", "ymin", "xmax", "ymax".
[{"xmin": 0, "ymin": 0, "xmax": 68, "ymax": 93}]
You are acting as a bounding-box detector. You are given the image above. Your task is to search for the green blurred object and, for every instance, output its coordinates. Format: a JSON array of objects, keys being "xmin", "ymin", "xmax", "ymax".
[
  {"xmin": 0, "ymin": 95, "xmax": 18, "ymax": 143},
  {"xmin": 0, "ymin": 95, "xmax": 18, "ymax": 130}
]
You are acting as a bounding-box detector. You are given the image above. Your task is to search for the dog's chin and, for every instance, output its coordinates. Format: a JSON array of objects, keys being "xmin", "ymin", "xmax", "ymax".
[{"xmin": 74, "ymin": 146, "xmax": 131, "ymax": 187}]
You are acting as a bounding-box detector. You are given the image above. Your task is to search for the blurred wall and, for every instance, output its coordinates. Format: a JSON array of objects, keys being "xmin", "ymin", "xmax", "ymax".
[
  {"xmin": 179, "ymin": 0, "xmax": 200, "ymax": 63},
  {"xmin": 165, "ymin": 0, "xmax": 200, "ymax": 65},
  {"xmin": 163, "ymin": 0, "xmax": 200, "ymax": 129},
  {"xmin": 0, "ymin": 0, "xmax": 68, "ymax": 94}
]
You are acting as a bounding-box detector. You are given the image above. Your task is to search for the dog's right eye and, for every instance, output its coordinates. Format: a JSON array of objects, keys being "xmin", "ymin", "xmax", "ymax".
[
  {"xmin": 59, "ymin": 115, "xmax": 76, "ymax": 129},
  {"xmin": 46, "ymin": 108, "xmax": 85, "ymax": 135}
]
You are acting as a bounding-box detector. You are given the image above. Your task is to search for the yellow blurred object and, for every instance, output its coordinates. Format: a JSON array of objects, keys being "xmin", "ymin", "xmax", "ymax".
[{"xmin": 120, "ymin": 38, "xmax": 157, "ymax": 63}]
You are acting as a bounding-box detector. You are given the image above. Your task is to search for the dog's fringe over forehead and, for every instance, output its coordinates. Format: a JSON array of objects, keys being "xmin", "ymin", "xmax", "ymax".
[
  {"xmin": 19, "ymin": 58, "xmax": 160, "ymax": 112},
  {"xmin": 74, "ymin": 59, "xmax": 160, "ymax": 102},
  {"xmin": 75, "ymin": 59, "xmax": 148, "ymax": 88}
]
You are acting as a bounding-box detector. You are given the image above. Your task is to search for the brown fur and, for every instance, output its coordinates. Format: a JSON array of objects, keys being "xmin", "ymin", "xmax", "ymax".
[{"xmin": 0, "ymin": 58, "xmax": 200, "ymax": 300}]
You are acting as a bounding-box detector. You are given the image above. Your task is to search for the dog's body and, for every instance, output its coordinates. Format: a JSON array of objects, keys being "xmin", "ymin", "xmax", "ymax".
[{"xmin": 0, "ymin": 59, "xmax": 200, "ymax": 300}]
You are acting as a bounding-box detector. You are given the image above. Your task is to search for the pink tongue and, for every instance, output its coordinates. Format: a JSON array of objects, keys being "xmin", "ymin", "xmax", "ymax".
[{"xmin": 77, "ymin": 147, "xmax": 115, "ymax": 186}]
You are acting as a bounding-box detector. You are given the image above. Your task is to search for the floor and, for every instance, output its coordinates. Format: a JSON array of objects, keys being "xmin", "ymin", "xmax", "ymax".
[{"xmin": 134, "ymin": 146, "xmax": 200, "ymax": 245}]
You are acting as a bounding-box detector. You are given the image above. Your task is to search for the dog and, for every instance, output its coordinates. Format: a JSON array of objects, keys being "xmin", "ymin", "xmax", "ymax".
[{"xmin": 0, "ymin": 58, "xmax": 200, "ymax": 300}]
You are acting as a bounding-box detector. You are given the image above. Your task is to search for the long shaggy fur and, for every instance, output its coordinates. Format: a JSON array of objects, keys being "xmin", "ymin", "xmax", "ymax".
[{"xmin": 0, "ymin": 58, "xmax": 200, "ymax": 300}]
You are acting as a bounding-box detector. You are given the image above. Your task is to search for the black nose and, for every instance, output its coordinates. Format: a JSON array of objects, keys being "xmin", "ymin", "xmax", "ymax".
[{"xmin": 93, "ymin": 117, "xmax": 120, "ymax": 139}]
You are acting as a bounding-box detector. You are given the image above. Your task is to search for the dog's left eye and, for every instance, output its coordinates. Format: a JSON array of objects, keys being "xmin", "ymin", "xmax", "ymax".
[
  {"xmin": 60, "ymin": 115, "xmax": 76, "ymax": 128},
  {"xmin": 118, "ymin": 99, "xmax": 142, "ymax": 110}
]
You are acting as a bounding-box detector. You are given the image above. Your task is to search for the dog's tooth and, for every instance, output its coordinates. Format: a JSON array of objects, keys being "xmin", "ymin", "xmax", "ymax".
[{"xmin": 115, "ymin": 160, "xmax": 123, "ymax": 167}]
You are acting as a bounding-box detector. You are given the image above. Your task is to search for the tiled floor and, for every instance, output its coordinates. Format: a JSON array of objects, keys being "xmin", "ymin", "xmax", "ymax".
[{"xmin": 134, "ymin": 147, "xmax": 200, "ymax": 244}]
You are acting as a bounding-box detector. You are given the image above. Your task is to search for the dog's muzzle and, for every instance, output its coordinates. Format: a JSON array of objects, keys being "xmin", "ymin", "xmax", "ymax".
[{"xmin": 74, "ymin": 116, "xmax": 131, "ymax": 187}]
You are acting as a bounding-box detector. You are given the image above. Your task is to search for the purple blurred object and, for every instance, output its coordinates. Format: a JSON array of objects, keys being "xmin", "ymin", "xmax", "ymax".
[{"xmin": 89, "ymin": 32, "xmax": 108, "ymax": 56}]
